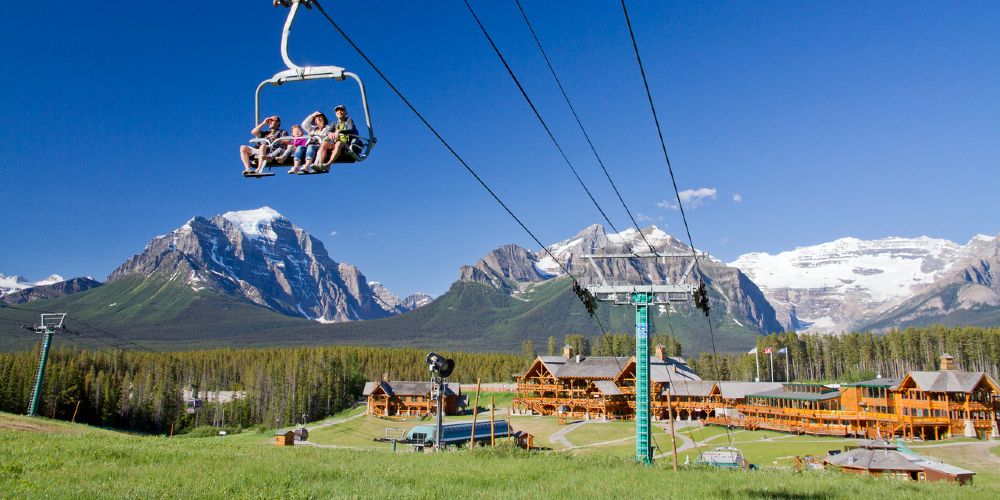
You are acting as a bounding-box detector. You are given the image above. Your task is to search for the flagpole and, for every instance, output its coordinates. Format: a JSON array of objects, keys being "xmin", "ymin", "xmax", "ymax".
[
  {"xmin": 785, "ymin": 350, "xmax": 790, "ymax": 382},
  {"xmin": 769, "ymin": 350, "xmax": 774, "ymax": 383},
  {"xmin": 755, "ymin": 350, "xmax": 760, "ymax": 383}
]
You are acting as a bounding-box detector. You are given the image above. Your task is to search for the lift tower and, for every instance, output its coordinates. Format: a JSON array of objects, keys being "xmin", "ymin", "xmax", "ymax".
[
  {"xmin": 582, "ymin": 253, "xmax": 695, "ymax": 465},
  {"xmin": 26, "ymin": 313, "xmax": 67, "ymax": 417}
]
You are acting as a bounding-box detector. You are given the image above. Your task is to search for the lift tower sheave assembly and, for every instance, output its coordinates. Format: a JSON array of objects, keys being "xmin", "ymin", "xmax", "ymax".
[
  {"xmin": 27, "ymin": 313, "xmax": 67, "ymax": 417},
  {"xmin": 582, "ymin": 253, "xmax": 696, "ymax": 465}
]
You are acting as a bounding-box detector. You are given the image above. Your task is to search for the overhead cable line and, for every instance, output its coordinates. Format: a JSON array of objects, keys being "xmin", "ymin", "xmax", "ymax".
[
  {"xmin": 2, "ymin": 303, "xmax": 175, "ymax": 362},
  {"xmin": 310, "ymin": 0, "xmax": 617, "ymax": 339},
  {"xmin": 513, "ymin": 0, "xmax": 661, "ymax": 256},
  {"xmin": 463, "ymin": 0, "xmax": 634, "ymax": 254},
  {"xmin": 619, "ymin": 0, "xmax": 719, "ymax": 357}
]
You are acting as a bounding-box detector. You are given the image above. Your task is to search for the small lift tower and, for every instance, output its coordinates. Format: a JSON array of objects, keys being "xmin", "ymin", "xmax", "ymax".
[
  {"xmin": 582, "ymin": 253, "xmax": 696, "ymax": 465},
  {"xmin": 26, "ymin": 313, "xmax": 66, "ymax": 417}
]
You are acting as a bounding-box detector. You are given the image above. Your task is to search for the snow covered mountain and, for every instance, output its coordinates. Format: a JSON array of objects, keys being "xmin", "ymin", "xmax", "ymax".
[
  {"xmin": 730, "ymin": 235, "xmax": 998, "ymax": 333},
  {"xmin": 108, "ymin": 207, "xmax": 412, "ymax": 323},
  {"xmin": 0, "ymin": 273, "xmax": 66, "ymax": 296},
  {"xmin": 370, "ymin": 282, "xmax": 434, "ymax": 314},
  {"xmin": 861, "ymin": 237, "xmax": 1000, "ymax": 330},
  {"xmin": 460, "ymin": 224, "xmax": 783, "ymax": 334}
]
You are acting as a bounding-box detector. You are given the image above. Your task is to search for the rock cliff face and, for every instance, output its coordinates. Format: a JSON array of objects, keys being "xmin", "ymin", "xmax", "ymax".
[
  {"xmin": 369, "ymin": 282, "xmax": 433, "ymax": 314},
  {"xmin": 730, "ymin": 235, "xmax": 999, "ymax": 332},
  {"xmin": 108, "ymin": 207, "xmax": 410, "ymax": 323},
  {"xmin": 459, "ymin": 225, "xmax": 783, "ymax": 334}
]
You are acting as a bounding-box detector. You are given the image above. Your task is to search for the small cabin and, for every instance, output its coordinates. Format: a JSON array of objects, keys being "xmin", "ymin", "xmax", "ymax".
[
  {"xmin": 363, "ymin": 381, "xmax": 462, "ymax": 417},
  {"xmin": 274, "ymin": 431, "xmax": 295, "ymax": 446}
]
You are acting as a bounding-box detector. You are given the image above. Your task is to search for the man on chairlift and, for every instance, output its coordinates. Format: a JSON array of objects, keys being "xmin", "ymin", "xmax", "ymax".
[
  {"xmin": 312, "ymin": 105, "xmax": 359, "ymax": 170},
  {"xmin": 240, "ymin": 115, "xmax": 288, "ymax": 175}
]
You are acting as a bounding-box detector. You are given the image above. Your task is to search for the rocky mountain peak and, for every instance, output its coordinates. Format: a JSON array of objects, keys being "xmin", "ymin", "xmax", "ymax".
[
  {"xmin": 460, "ymin": 224, "xmax": 782, "ymax": 334},
  {"xmin": 108, "ymin": 207, "xmax": 407, "ymax": 323}
]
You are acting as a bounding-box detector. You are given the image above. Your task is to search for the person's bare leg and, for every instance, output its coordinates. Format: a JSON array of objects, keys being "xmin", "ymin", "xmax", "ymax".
[
  {"xmin": 327, "ymin": 141, "xmax": 345, "ymax": 167},
  {"xmin": 255, "ymin": 144, "xmax": 270, "ymax": 173},
  {"xmin": 315, "ymin": 142, "xmax": 333, "ymax": 167},
  {"xmin": 240, "ymin": 146, "xmax": 253, "ymax": 172}
]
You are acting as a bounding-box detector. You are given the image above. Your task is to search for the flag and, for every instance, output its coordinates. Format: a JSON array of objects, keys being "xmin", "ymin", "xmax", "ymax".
[
  {"xmin": 778, "ymin": 347, "xmax": 787, "ymax": 354},
  {"xmin": 764, "ymin": 347, "xmax": 772, "ymax": 354},
  {"xmin": 747, "ymin": 347, "xmax": 757, "ymax": 355}
]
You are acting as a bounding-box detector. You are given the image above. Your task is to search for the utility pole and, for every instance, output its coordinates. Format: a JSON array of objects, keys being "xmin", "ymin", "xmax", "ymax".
[
  {"xmin": 27, "ymin": 313, "xmax": 66, "ymax": 417},
  {"xmin": 582, "ymin": 253, "xmax": 696, "ymax": 465}
]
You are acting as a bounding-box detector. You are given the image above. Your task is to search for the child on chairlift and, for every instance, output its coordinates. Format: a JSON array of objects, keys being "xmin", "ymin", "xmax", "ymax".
[{"xmin": 288, "ymin": 125, "xmax": 310, "ymax": 174}]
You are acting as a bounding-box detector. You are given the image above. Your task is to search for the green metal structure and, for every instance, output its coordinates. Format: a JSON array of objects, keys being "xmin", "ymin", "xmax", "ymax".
[
  {"xmin": 582, "ymin": 253, "xmax": 696, "ymax": 465},
  {"xmin": 634, "ymin": 291, "xmax": 651, "ymax": 464},
  {"xmin": 27, "ymin": 313, "xmax": 66, "ymax": 417}
]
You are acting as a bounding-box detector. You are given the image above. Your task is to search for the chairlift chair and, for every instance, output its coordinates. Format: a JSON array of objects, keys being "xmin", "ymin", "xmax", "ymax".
[
  {"xmin": 186, "ymin": 399, "xmax": 204, "ymax": 414},
  {"xmin": 245, "ymin": 0, "xmax": 376, "ymax": 178}
]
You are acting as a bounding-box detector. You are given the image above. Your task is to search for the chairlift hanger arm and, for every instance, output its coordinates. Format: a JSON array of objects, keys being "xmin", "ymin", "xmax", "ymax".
[{"xmin": 252, "ymin": 1, "xmax": 377, "ymax": 161}]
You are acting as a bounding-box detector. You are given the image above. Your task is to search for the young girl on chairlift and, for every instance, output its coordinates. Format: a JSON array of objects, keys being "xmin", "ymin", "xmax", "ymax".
[{"xmin": 288, "ymin": 125, "xmax": 310, "ymax": 174}]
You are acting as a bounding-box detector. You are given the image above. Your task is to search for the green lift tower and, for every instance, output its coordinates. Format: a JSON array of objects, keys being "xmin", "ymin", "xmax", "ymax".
[
  {"xmin": 583, "ymin": 253, "xmax": 694, "ymax": 465},
  {"xmin": 27, "ymin": 313, "xmax": 67, "ymax": 417}
]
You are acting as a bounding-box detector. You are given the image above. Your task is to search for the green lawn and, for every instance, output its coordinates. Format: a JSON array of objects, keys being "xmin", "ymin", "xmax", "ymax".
[
  {"xmin": 678, "ymin": 423, "xmax": 733, "ymax": 444},
  {"xmin": 3, "ymin": 412, "xmax": 998, "ymax": 498},
  {"xmin": 565, "ymin": 420, "xmax": 636, "ymax": 446}
]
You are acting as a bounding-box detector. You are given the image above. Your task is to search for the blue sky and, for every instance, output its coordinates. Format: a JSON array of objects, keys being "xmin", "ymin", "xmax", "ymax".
[{"xmin": 2, "ymin": 1, "xmax": 998, "ymax": 297}]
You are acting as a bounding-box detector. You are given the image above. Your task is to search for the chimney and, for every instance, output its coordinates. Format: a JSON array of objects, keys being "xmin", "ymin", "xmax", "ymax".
[
  {"xmin": 576, "ymin": 354, "xmax": 582, "ymax": 364},
  {"xmin": 655, "ymin": 344, "xmax": 666, "ymax": 360},
  {"xmin": 563, "ymin": 344, "xmax": 574, "ymax": 358},
  {"xmin": 940, "ymin": 353, "xmax": 955, "ymax": 371},
  {"xmin": 382, "ymin": 372, "xmax": 389, "ymax": 382}
]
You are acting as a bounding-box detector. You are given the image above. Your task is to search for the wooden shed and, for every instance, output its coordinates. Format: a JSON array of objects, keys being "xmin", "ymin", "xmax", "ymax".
[{"xmin": 274, "ymin": 431, "xmax": 295, "ymax": 446}]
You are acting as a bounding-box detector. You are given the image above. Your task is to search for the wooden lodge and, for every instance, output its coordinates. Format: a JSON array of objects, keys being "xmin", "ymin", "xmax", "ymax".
[
  {"xmin": 514, "ymin": 344, "xmax": 701, "ymax": 420},
  {"xmin": 514, "ymin": 351, "xmax": 1000, "ymax": 441},
  {"xmin": 363, "ymin": 381, "xmax": 465, "ymax": 417}
]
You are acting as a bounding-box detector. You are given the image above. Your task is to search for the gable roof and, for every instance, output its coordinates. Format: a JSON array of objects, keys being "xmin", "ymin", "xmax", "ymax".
[
  {"xmin": 362, "ymin": 381, "xmax": 458, "ymax": 397},
  {"xmin": 538, "ymin": 356, "xmax": 567, "ymax": 375},
  {"xmin": 530, "ymin": 354, "xmax": 702, "ymax": 382},
  {"xmin": 825, "ymin": 448, "xmax": 924, "ymax": 472},
  {"xmin": 715, "ymin": 382, "xmax": 783, "ymax": 399},
  {"xmin": 664, "ymin": 380, "xmax": 717, "ymax": 397},
  {"xmin": 591, "ymin": 380, "xmax": 623, "ymax": 396},
  {"xmin": 556, "ymin": 356, "xmax": 629, "ymax": 379},
  {"xmin": 902, "ymin": 371, "xmax": 991, "ymax": 393},
  {"xmin": 651, "ymin": 357, "xmax": 702, "ymax": 382}
]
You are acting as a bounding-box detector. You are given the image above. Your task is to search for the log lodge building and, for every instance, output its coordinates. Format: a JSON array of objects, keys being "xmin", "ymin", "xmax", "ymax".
[{"xmin": 514, "ymin": 349, "xmax": 1000, "ymax": 440}]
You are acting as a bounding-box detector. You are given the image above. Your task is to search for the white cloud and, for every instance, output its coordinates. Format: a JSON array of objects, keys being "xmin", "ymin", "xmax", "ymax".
[
  {"xmin": 636, "ymin": 212, "xmax": 655, "ymax": 222},
  {"xmin": 365, "ymin": 232, "xmax": 376, "ymax": 237},
  {"xmin": 329, "ymin": 230, "xmax": 338, "ymax": 236},
  {"xmin": 656, "ymin": 199, "xmax": 677, "ymax": 210},
  {"xmin": 658, "ymin": 187, "xmax": 717, "ymax": 210},
  {"xmin": 732, "ymin": 193, "xmax": 743, "ymax": 203}
]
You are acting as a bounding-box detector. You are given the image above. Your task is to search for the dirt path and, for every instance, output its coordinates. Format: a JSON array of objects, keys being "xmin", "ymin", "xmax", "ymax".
[
  {"xmin": 654, "ymin": 422, "xmax": 695, "ymax": 459},
  {"xmin": 307, "ymin": 408, "xmax": 366, "ymax": 430},
  {"xmin": 548, "ymin": 420, "xmax": 592, "ymax": 448}
]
